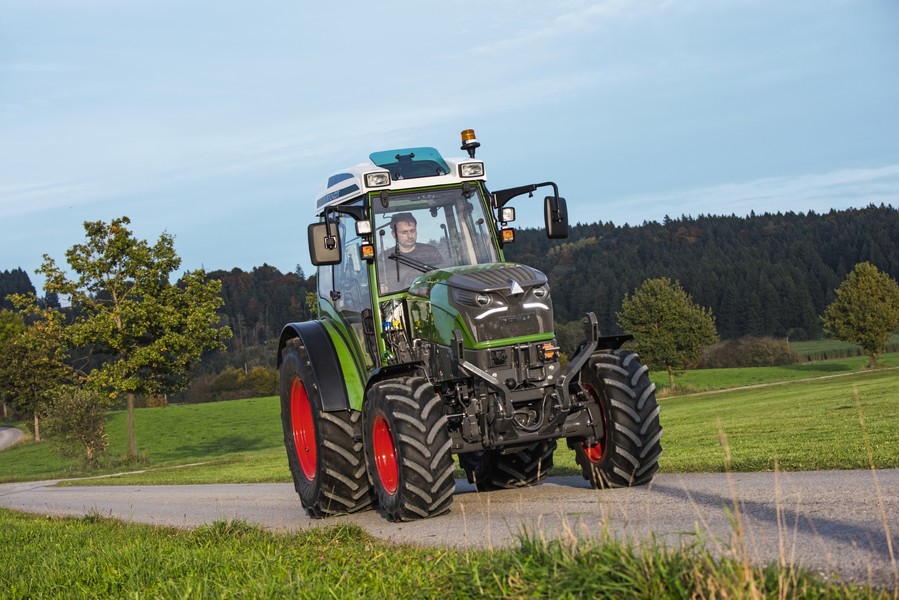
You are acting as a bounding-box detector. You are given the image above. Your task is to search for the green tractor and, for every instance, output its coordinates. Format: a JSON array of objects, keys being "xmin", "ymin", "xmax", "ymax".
[{"xmin": 278, "ymin": 129, "xmax": 662, "ymax": 521}]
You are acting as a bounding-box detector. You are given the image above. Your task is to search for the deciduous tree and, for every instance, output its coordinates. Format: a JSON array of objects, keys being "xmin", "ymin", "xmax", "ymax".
[
  {"xmin": 0, "ymin": 298, "xmax": 73, "ymax": 439},
  {"xmin": 822, "ymin": 262, "xmax": 899, "ymax": 367},
  {"xmin": 617, "ymin": 278, "xmax": 718, "ymax": 387},
  {"xmin": 39, "ymin": 217, "xmax": 232, "ymax": 458},
  {"xmin": 0, "ymin": 308, "xmax": 27, "ymax": 419}
]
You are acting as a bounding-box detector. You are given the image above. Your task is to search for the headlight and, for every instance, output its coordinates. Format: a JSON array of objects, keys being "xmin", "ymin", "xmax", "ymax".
[
  {"xmin": 533, "ymin": 284, "xmax": 549, "ymax": 299},
  {"xmin": 459, "ymin": 162, "xmax": 484, "ymax": 178},
  {"xmin": 365, "ymin": 172, "xmax": 391, "ymax": 187},
  {"xmin": 452, "ymin": 288, "xmax": 496, "ymax": 307}
]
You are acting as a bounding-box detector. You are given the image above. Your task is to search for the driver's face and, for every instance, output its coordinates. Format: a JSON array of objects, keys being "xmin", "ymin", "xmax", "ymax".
[{"xmin": 393, "ymin": 221, "xmax": 417, "ymax": 252}]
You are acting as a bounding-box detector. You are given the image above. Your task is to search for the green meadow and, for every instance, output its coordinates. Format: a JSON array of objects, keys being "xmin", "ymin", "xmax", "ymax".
[
  {"xmin": 2, "ymin": 354, "xmax": 897, "ymax": 485},
  {"xmin": 2, "ymin": 355, "xmax": 897, "ymax": 597}
]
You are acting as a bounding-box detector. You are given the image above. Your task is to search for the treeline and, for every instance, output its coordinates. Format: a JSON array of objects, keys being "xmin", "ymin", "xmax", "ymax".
[
  {"xmin": 207, "ymin": 264, "xmax": 316, "ymax": 353},
  {"xmin": 0, "ymin": 268, "xmax": 35, "ymax": 310},
  {"xmin": 3, "ymin": 205, "xmax": 897, "ymax": 352},
  {"xmin": 506, "ymin": 204, "xmax": 899, "ymax": 340}
]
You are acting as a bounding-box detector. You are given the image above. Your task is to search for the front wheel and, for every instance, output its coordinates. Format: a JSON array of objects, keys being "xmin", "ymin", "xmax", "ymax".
[
  {"xmin": 280, "ymin": 338, "xmax": 373, "ymax": 517},
  {"xmin": 363, "ymin": 377, "xmax": 456, "ymax": 521},
  {"xmin": 572, "ymin": 349, "xmax": 662, "ymax": 488}
]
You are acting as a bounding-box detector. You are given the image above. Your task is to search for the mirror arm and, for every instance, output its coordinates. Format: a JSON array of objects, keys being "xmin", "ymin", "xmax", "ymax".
[
  {"xmin": 320, "ymin": 208, "xmax": 341, "ymax": 250},
  {"xmin": 492, "ymin": 181, "xmax": 559, "ymax": 209},
  {"xmin": 492, "ymin": 184, "xmax": 537, "ymax": 209}
]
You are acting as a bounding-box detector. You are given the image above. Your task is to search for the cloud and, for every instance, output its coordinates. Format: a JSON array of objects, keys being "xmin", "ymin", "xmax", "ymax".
[
  {"xmin": 467, "ymin": 0, "xmax": 660, "ymax": 58},
  {"xmin": 609, "ymin": 164, "xmax": 899, "ymax": 223}
]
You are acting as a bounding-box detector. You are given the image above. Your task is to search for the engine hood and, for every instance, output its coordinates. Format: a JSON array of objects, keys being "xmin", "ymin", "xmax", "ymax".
[{"xmin": 408, "ymin": 263, "xmax": 555, "ymax": 347}]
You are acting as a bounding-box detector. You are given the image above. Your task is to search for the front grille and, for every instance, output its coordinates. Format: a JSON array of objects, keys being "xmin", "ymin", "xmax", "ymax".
[
  {"xmin": 478, "ymin": 312, "xmax": 541, "ymax": 340},
  {"xmin": 447, "ymin": 264, "xmax": 553, "ymax": 344}
]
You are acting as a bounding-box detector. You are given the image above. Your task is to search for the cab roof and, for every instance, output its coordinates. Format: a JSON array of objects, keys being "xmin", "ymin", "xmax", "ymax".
[{"xmin": 315, "ymin": 146, "xmax": 486, "ymax": 215}]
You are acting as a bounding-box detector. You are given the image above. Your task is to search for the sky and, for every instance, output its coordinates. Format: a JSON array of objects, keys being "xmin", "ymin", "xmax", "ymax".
[{"xmin": 2, "ymin": 0, "xmax": 898, "ymax": 292}]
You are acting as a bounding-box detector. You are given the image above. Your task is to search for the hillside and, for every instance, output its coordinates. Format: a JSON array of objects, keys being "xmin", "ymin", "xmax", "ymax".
[
  {"xmin": 507, "ymin": 204, "xmax": 899, "ymax": 339},
  {"xmin": 3, "ymin": 205, "xmax": 897, "ymax": 345}
]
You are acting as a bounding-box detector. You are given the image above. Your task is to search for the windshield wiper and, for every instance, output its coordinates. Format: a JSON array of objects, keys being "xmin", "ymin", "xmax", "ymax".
[{"xmin": 388, "ymin": 252, "xmax": 436, "ymax": 273}]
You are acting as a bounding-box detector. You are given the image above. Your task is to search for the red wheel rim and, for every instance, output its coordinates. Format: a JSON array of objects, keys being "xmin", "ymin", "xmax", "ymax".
[
  {"xmin": 582, "ymin": 439, "xmax": 605, "ymax": 463},
  {"xmin": 372, "ymin": 415, "xmax": 399, "ymax": 495},
  {"xmin": 290, "ymin": 378, "xmax": 317, "ymax": 480},
  {"xmin": 582, "ymin": 383, "xmax": 607, "ymax": 463}
]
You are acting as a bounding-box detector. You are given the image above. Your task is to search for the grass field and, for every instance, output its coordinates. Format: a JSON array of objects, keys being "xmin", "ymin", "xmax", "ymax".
[
  {"xmin": 4, "ymin": 510, "xmax": 887, "ymax": 599},
  {"xmin": 791, "ymin": 334, "xmax": 899, "ymax": 360},
  {"xmin": 2, "ymin": 356, "xmax": 898, "ymax": 597},
  {"xmin": 1, "ymin": 355, "xmax": 898, "ymax": 486}
]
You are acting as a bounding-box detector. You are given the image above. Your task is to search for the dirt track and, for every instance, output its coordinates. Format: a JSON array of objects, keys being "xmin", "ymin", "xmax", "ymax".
[{"xmin": 1, "ymin": 469, "xmax": 897, "ymax": 589}]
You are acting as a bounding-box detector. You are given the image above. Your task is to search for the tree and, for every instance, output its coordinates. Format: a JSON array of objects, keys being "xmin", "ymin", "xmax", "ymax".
[
  {"xmin": 617, "ymin": 278, "xmax": 719, "ymax": 387},
  {"xmin": 0, "ymin": 297, "xmax": 74, "ymax": 439},
  {"xmin": 305, "ymin": 291, "xmax": 318, "ymax": 318},
  {"xmin": 43, "ymin": 386, "xmax": 110, "ymax": 467},
  {"xmin": 39, "ymin": 217, "xmax": 232, "ymax": 458},
  {"xmin": 0, "ymin": 309, "xmax": 27, "ymax": 419},
  {"xmin": 0, "ymin": 267, "xmax": 36, "ymax": 310},
  {"xmin": 822, "ymin": 262, "xmax": 899, "ymax": 367}
]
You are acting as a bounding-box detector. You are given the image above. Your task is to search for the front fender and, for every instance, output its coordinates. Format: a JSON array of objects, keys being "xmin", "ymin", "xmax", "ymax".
[{"xmin": 277, "ymin": 320, "xmax": 364, "ymax": 412}]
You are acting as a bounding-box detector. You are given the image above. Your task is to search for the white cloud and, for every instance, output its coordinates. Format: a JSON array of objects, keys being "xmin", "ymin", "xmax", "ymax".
[{"xmin": 609, "ymin": 164, "xmax": 899, "ymax": 223}]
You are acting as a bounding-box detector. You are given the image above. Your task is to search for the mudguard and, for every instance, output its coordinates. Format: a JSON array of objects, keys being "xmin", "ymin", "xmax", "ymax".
[{"xmin": 277, "ymin": 320, "xmax": 365, "ymax": 412}]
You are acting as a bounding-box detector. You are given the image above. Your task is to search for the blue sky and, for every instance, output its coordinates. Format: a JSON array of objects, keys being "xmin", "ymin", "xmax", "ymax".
[{"xmin": 2, "ymin": 0, "xmax": 898, "ymax": 291}]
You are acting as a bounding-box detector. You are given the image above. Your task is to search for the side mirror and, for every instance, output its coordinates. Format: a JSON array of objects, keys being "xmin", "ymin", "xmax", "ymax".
[
  {"xmin": 544, "ymin": 196, "xmax": 569, "ymax": 239},
  {"xmin": 308, "ymin": 222, "xmax": 342, "ymax": 266}
]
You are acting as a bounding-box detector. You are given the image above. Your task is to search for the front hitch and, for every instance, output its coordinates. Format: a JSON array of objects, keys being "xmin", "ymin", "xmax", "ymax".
[{"xmin": 556, "ymin": 312, "xmax": 632, "ymax": 407}]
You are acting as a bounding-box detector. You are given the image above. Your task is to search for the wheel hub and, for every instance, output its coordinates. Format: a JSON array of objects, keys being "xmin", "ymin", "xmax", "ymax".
[
  {"xmin": 290, "ymin": 378, "xmax": 317, "ymax": 480},
  {"xmin": 372, "ymin": 415, "xmax": 399, "ymax": 495}
]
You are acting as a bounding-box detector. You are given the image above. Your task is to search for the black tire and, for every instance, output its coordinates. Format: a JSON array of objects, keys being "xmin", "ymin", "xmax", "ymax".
[
  {"xmin": 459, "ymin": 441, "xmax": 556, "ymax": 491},
  {"xmin": 572, "ymin": 349, "xmax": 662, "ymax": 488},
  {"xmin": 280, "ymin": 338, "xmax": 374, "ymax": 517},
  {"xmin": 363, "ymin": 376, "xmax": 455, "ymax": 521}
]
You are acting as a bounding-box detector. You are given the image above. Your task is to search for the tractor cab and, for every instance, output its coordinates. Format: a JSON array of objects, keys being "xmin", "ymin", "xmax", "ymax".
[{"xmin": 308, "ymin": 130, "xmax": 568, "ymax": 372}]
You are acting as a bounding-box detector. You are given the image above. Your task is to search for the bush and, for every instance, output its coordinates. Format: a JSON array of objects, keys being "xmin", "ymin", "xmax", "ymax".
[
  {"xmin": 43, "ymin": 387, "xmax": 109, "ymax": 467},
  {"xmin": 704, "ymin": 336, "xmax": 799, "ymax": 368},
  {"xmin": 246, "ymin": 366, "xmax": 278, "ymax": 396},
  {"xmin": 211, "ymin": 368, "xmax": 244, "ymax": 393},
  {"xmin": 181, "ymin": 366, "xmax": 279, "ymax": 402}
]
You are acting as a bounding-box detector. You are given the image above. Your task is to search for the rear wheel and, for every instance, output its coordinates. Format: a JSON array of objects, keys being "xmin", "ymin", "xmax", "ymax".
[
  {"xmin": 280, "ymin": 338, "xmax": 373, "ymax": 517},
  {"xmin": 363, "ymin": 377, "xmax": 455, "ymax": 521},
  {"xmin": 459, "ymin": 441, "xmax": 556, "ymax": 491},
  {"xmin": 572, "ymin": 349, "xmax": 662, "ymax": 488}
]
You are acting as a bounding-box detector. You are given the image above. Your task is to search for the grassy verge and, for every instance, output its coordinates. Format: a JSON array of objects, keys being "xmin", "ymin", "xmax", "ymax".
[
  {"xmin": 0, "ymin": 396, "xmax": 286, "ymax": 483},
  {"xmin": 2, "ymin": 357, "xmax": 898, "ymax": 485},
  {"xmin": 0, "ymin": 510, "xmax": 887, "ymax": 599}
]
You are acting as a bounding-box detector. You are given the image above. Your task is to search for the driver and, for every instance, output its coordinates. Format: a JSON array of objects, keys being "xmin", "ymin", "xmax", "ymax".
[{"xmin": 380, "ymin": 212, "xmax": 444, "ymax": 291}]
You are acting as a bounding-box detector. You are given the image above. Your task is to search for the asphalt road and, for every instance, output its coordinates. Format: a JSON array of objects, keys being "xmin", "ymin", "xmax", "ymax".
[{"xmin": 1, "ymin": 469, "xmax": 897, "ymax": 589}]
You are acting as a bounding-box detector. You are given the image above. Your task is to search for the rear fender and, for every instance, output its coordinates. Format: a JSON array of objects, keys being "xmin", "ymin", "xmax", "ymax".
[{"xmin": 277, "ymin": 321, "xmax": 365, "ymax": 412}]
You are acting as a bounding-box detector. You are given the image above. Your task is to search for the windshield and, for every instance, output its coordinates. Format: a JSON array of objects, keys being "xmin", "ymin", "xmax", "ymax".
[{"xmin": 373, "ymin": 185, "xmax": 499, "ymax": 294}]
